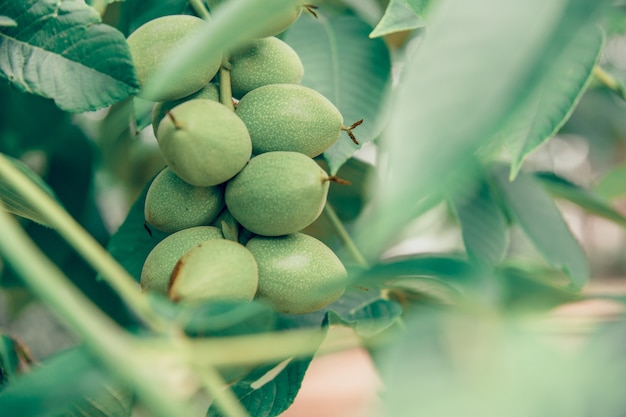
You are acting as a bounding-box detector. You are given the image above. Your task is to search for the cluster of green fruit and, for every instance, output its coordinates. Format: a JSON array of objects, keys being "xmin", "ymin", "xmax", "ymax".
[{"xmin": 127, "ymin": 6, "xmax": 359, "ymax": 314}]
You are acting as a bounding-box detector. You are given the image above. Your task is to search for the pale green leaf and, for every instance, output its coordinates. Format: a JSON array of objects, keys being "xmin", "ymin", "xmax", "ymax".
[
  {"xmin": 0, "ymin": 155, "xmax": 59, "ymax": 227},
  {"xmin": 595, "ymin": 163, "xmax": 626, "ymax": 200},
  {"xmin": 0, "ymin": 0, "xmax": 139, "ymax": 112},
  {"xmin": 353, "ymin": 0, "xmax": 610, "ymax": 260},
  {"xmin": 492, "ymin": 166, "xmax": 589, "ymax": 290},
  {"xmin": 404, "ymin": 0, "xmax": 433, "ymax": 16},
  {"xmin": 370, "ymin": 0, "xmax": 424, "ymax": 38},
  {"xmin": 506, "ymin": 26, "xmax": 605, "ymax": 179},
  {"xmin": 284, "ymin": 13, "xmax": 392, "ymax": 174},
  {"xmin": 0, "ymin": 16, "xmax": 16, "ymax": 27}
]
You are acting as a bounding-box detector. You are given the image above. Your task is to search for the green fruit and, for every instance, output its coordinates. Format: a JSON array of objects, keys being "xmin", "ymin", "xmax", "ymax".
[
  {"xmin": 236, "ymin": 84, "xmax": 343, "ymax": 157},
  {"xmin": 247, "ymin": 233, "xmax": 347, "ymax": 314},
  {"xmin": 127, "ymin": 15, "xmax": 222, "ymax": 102},
  {"xmin": 141, "ymin": 226, "xmax": 223, "ymax": 295},
  {"xmin": 225, "ymin": 151, "xmax": 329, "ymax": 236},
  {"xmin": 169, "ymin": 239, "xmax": 258, "ymax": 303},
  {"xmin": 144, "ymin": 167, "xmax": 224, "ymax": 233},
  {"xmin": 229, "ymin": 37, "xmax": 303, "ymax": 99},
  {"xmin": 152, "ymin": 82, "xmax": 220, "ymax": 135},
  {"xmin": 157, "ymin": 99, "xmax": 252, "ymax": 186}
]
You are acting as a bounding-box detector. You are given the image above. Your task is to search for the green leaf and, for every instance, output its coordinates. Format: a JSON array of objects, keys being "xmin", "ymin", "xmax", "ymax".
[
  {"xmin": 452, "ymin": 177, "xmax": 509, "ymax": 265},
  {"xmin": 325, "ymin": 289, "xmax": 402, "ymax": 337},
  {"xmin": 207, "ymin": 355, "xmax": 317, "ymax": 417},
  {"xmin": 353, "ymin": 0, "xmax": 610, "ymax": 260},
  {"xmin": 118, "ymin": 0, "xmax": 192, "ymax": 36},
  {"xmin": 283, "ymin": 13, "xmax": 392, "ymax": 174},
  {"xmin": 536, "ymin": 171, "xmax": 626, "ymax": 227},
  {"xmin": 0, "ymin": 334, "xmax": 33, "ymax": 388},
  {"xmin": 0, "ymin": 16, "xmax": 16, "ymax": 27},
  {"xmin": 505, "ymin": 26, "xmax": 605, "ymax": 178},
  {"xmin": 0, "ymin": 0, "xmax": 139, "ymax": 112},
  {"xmin": 0, "ymin": 346, "xmax": 132, "ymax": 417},
  {"xmin": 594, "ymin": 163, "xmax": 626, "ymax": 200},
  {"xmin": 105, "ymin": 183, "xmax": 168, "ymax": 283},
  {"xmin": 492, "ymin": 166, "xmax": 589, "ymax": 290},
  {"xmin": 364, "ymin": 255, "xmax": 476, "ymax": 284},
  {"xmin": 370, "ymin": 0, "xmax": 424, "ymax": 38},
  {"xmin": 404, "ymin": 0, "xmax": 433, "ymax": 16},
  {"xmin": 0, "ymin": 155, "xmax": 60, "ymax": 227}
]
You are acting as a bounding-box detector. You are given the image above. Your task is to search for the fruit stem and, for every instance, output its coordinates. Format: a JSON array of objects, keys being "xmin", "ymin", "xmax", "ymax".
[
  {"xmin": 323, "ymin": 203, "xmax": 369, "ymax": 268},
  {"xmin": 594, "ymin": 66, "xmax": 626, "ymax": 101},
  {"xmin": 304, "ymin": 4, "xmax": 319, "ymax": 18},
  {"xmin": 166, "ymin": 110, "xmax": 183, "ymax": 129},
  {"xmin": 188, "ymin": 0, "xmax": 212, "ymax": 20},
  {"xmin": 341, "ymin": 119, "xmax": 363, "ymax": 145},
  {"xmin": 0, "ymin": 153, "xmax": 170, "ymax": 333},
  {"xmin": 324, "ymin": 175, "xmax": 352, "ymax": 186},
  {"xmin": 219, "ymin": 56, "xmax": 236, "ymax": 111}
]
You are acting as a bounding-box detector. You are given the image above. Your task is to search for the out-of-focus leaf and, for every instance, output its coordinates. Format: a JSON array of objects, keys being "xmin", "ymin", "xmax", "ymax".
[
  {"xmin": 370, "ymin": 0, "xmax": 424, "ymax": 38},
  {"xmin": 404, "ymin": 0, "xmax": 433, "ymax": 16},
  {"xmin": 0, "ymin": 0, "xmax": 139, "ymax": 112},
  {"xmin": 354, "ymin": 0, "xmax": 610, "ymax": 261},
  {"xmin": 119, "ymin": 0, "xmax": 192, "ymax": 36},
  {"xmin": 363, "ymin": 255, "xmax": 476, "ymax": 284},
  {"xmin": 0, "ymin": 334, "xmax": 34, "ymax": 389},
  {"xmin": 284, "ymin": 13, "xmax": 392, "ymax": 174},
  {"xmin": 0, "ymin": 155, "xmax": 59, "ymax": 226},
  {"xmin": 536, "ymin": 171, "xmax": 626, "ymax": 227},
  {"xmin": 0, "ymin": 346, "xmax": 132, "ymax": 417},
  {"xmin": 0, "ymin": 16, "xmax": 16, "ymax": 27},
  {"xmin": 503, "ymin": 26, "xmax": 604, "ymax": 179},
  {"xmin": 595, "ymin": 163, "xmax": 626, "ymax": 200},
  {"xmin": 492, "ymin": 166, "xmax": 589, "ymax": 290},
  {"xmin": 453, "ymin": 176, "xmax": 509, "ymax": 265}
]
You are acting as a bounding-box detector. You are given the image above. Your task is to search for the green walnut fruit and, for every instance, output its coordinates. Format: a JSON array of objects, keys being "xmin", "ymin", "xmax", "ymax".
[
  {"xmin": 144, "ymin": 167, "xmax": 224, "ymax": 233},
  {"xmin": 157, "ymin": 99, "xmax": 252, "ymax": 186},
  {"xmin": 247, "ymin": 233, "xmax": 347, "ymax": 314},
  {"xmin": 169, "ymin": 239, "xmax": 258, "ymax": 303},
  {"xmin": 229, "ymin": 37, "xmax": 303, "ymax": 99},
  {"xmin": 225, "ymin": 151, "xmax": 330, "ymax": 236},
  {"xmin": 236, "ymin": 84, "xmax": 346, "ymax": 157},
  {"xmin": 152, "ymin": 82, "xmax": 220, "ymax": 135},
  {"xmin": 127, "ymin": 15, "xmax": 222, "ymax": 102},
  {"xmin": 141, "ymin": 226, "xmax": 223, "ymax": 295}
]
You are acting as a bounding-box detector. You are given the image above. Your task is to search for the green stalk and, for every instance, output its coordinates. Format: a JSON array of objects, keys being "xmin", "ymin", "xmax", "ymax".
[
  {"xmin": 323, "ymin": 203, "xmax": 369, "ymax": 268},
  {"xmin": 219, "ymin": 59, "xmax": 236, "ymax": 111},
  {"xmin": 0, "ymin": 208, "xmax": 194, "ymax": 417},
  {"xmin": 189, "ymin": 0, "xmax": 212, "ymax": 20},
  {"xmin": 0, "ymin": 153, "xmax": 168, "ymax": 332},
  {"xmin": 594, "ymin": 66, "xmax": 626, "ymax": 101}
]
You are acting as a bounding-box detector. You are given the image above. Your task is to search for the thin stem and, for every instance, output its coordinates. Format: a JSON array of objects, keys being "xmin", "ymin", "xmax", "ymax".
[
  {"xmin": 0, "ymin": 153, "xmax": 168, "ymax": 332},
  {"xmin": 594, "ymin": 66, "xmax": 626, "ymax": 101},
  {"xmin": 189, "ymin": 0, "xmax": 212, "ymax": 20},
  {"xmin": 0, "ymin": 208, "xmax": 194, "ymax": 417},
  {"xmin": 220, "ymin": 57, "xmax": 236, "ymax": 111},
  {"xmin": 323, "ymin": 203, "xmax": 369, "ymax": 268}
]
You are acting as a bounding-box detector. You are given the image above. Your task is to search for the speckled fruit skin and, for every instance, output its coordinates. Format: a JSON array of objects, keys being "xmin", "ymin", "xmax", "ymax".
[
  {"xmin": 169, "ymin": 239, "xmax": 258, "ymax": 303},
  {"xmin": 246, "ymin": 233, "xmax": 347, "ymax": 314},
  {"xmin": 236, "ymin": 84, "xmax": 343, "ymax": 157},
  {"xmin": 152, "ymin": 83, "xmax": 220, "ymax": 135},
  {"xmin": 144, "ymin": 167, "xmax": 224, "ymax": 233},
  {"xmin": 225, "ymin": 151, "xmax": 329, "ymax": 236},
  {"xmin": 229, "ymin": 37, "xmax": 303, "ymax": 99},
  {"xmin": 127, "ymin": 15, "xmax": 222, "ymax": 102},
  {"xmin": 140, "ymin": 226, "xmax": 223, "ymax": 296},
  {"xmin": 157, "ymin": 99, "xmax": 252, "ymax": 186}
]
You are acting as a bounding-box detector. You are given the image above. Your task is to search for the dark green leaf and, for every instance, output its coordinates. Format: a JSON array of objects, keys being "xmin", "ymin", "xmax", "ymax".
[
  {"xmin": 0, "ymin": 155, "xmax": 60, "ymax": 226},
  {"xmin": 119, "ymin": 0, "xmax": 192, "ymax": 36},
  {"xmin": 0, "ymin": 0, "xmax": 139, "ymax": 112},
  {"xmin": 0, "ymin": 346, "xmax": 132, "ymax": 417},
  {"xmin": 536, "ymin": 171, "xmax": 626, "ymax": 227},
  {"xmin": 453, "ymin": 177, "xmax": 509, "ymax": 265},
  {"xmin": 505, "ymin": 26, "xmax": 605, "ymax": 178},
  {"xmin": 284, "ymin": 13, "xmax": 392, "ymax": 174},
  {"xmin": 325, "ymin": 289, "xmax": 402, "ymax": 337},
  {"xmin": 207, "ymin": 356, "xmax": 315, "ymax": 417},
  {"xmin": 492, "ymin": 166, "xmax": 589, "ymax": 289},
  {"xmin": 0, "ymin": 334, "xmax": 33, "ymax": 389},
  {"xmin": 105, "ymin": 182, "xmax": 168, "ymax": 283},
  {"xmin": 363, "ymin": 255, "xmax": 476, "ymax": 284},
  {"xmin": 353, "ymin": 0, "xmax": 611, "ymax": 261},
  {"xmin": 370, "ymin": 0, "xmax": 424, "ymax": 38}
]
